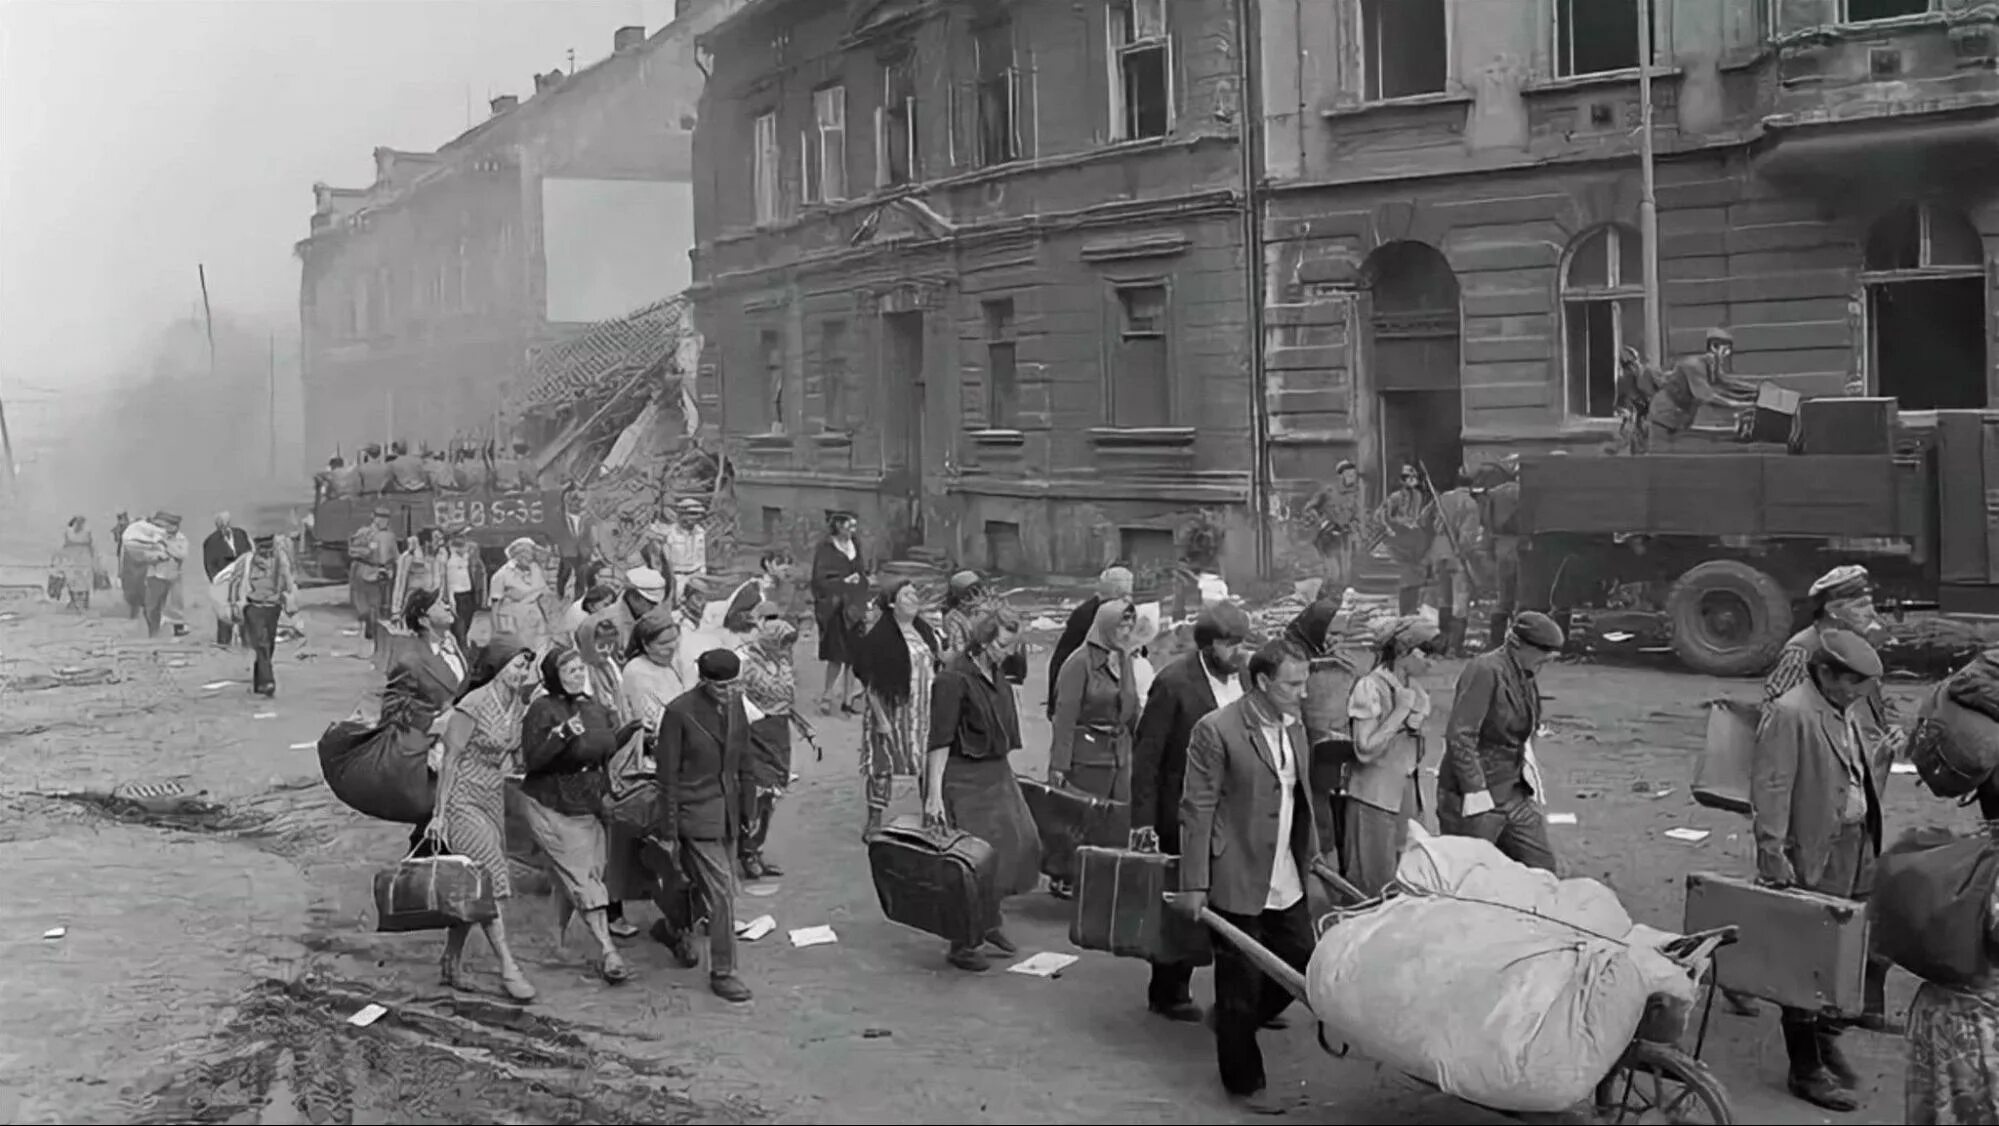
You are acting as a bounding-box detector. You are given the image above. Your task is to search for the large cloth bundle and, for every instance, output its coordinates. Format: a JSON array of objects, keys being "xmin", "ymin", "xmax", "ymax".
[
  {"xmin": 318, "ymin": 718, "xmax": 436, "ymax": 825},
  {"xmin": 1302, "ymin": 826, "xmax": 1693, "ymax": 1113},
  {"xmin": 1912, "ymin": 681, "xmax": 1999, "ymax": 798},
  {"xmin": 120, "ymin": 519, "xmax": 169, "ymax": 566},
  {"xmin": 1947, "ymin": 649, "xmax": 1999, "ymax": 722}
]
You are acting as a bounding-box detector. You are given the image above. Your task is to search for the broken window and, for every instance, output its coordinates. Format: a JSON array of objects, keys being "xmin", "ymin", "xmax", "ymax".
[
  {"xmin": 1864, "ymin": 203, "xmax": 1987, "ymax": 411},
  {"xmin": 1559, "ymin": 224, "xmax": 1645, "ymax": 419},
  {"xmin": 1554, "ymin": 0, "xmax": 1645, "ymax": 78},
  {"xmin": 1110, "ymin": 0, "xmax": 1171, "ymax": 140},
  {"xmin": 975, "ymin": 21, "xmax": 1019, "ymax": 166},
  {"xmin": 804, "ymin": 86, "xmax": 847, "ymax": 203},
  {"xmin": 876, "ymin": 55, "xmax": 919, "ymax": 187},
  {"xmin": 1844, "ymin": 0, "xmax": 1929, "ymax": 23},
  {"xmin": 1110, "ymin": 284, "xmax": 1171, "ymax": 428},
  {"xmin": 760, "ymin": 328, "xmax": 786, "ymax": 433},
  {"xmin": 1362, "ymin": 0, "xmax": 1448, "ymax": 100},
  {"xmin": 819, "ymin": 319, "xmax": 850, "ymax": 430},
  {"xmin": 983, "ymin": 298, "xmax": 1019, "ymax": 429},
  {"xmin": 753, "ymin": 110, "xmax": 781, "ymax": 225}
]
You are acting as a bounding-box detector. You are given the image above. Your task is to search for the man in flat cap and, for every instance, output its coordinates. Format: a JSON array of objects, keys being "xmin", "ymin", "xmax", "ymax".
[
  {"xmin": 1646, "ymin": 326, "xmax": 1758, "ymax": 451},
  {"xmin": 346, "ymin": 506, "xmax": 399, "ymax": 641},
  {"xmin": 1752, "ymin": 628, "xmax": 1886, "ymax": 1112},
  {"xmin": 1437, "ymin": 609, "xmax": 1566, "ymax": 871},
  {"xmin": 647, "ymin": 647, "xmax": 758, "ymax": 1003}
]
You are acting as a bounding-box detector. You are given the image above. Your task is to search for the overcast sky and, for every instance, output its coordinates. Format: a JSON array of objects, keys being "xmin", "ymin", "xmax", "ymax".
[{"xmin": 0, "ymin": 0, "xmax": 679, "ymax": 394}]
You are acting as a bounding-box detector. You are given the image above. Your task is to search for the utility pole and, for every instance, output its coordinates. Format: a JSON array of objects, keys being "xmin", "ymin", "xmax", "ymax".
[
  {"xmin": 0, "ymin": 379, "xmax": 15, "ymax": 499},
  {"xmin": 1637, "ymin": 0, "xmax": 1663, "ymax": 366},
  {"xmin": 268, "ymin": 332, "xmax": 278, "ymax": 477},
  {"xmin": 197, "ymin": 264, "xmax": 218, "ymax": 380}
]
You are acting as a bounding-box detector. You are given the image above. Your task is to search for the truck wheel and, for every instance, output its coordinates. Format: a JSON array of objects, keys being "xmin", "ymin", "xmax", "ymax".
[{"xmin": 1666, "ymin": 560, "xmax": 1792, "ymax": 678}]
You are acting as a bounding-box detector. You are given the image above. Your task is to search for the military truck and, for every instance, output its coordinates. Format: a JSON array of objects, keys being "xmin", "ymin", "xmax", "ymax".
[
  {"xmin": 305, "ymin": 487, "xmax": 573, "ymax": 581},
  {"xmin": 1514, "ymin": 399, "xmax": 1995, "ymax": 677}
]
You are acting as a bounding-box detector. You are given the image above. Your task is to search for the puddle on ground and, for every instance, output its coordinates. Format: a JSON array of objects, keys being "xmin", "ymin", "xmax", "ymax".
[{"xmin": 122, "ymin": 978, "xmax": 759, "ymax": 1125}]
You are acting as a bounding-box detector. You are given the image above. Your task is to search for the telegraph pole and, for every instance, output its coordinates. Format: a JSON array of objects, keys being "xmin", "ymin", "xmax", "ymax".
[
  {"xmin": 1637, "ymin": 0, "xmax": 1663, "ymax": 365},
  {"xmin": 197, "ymin": 264, "xmax": 218, "ymax": 380},
  {"xmin": 268, "ymin": 332, "xmax": 278, "ymax": 477}
]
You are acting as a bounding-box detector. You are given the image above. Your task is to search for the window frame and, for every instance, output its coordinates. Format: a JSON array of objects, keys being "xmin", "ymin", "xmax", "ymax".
[
  {"xmin": 974, "ymin": 20, "xmax": 1022, "ymax": 167},
  {"xmin": 804, "ymin": 85, "xmax": 848, "ymax": 205},
  {"xmin": 982, "ymin": 297, "xmax": 1020, "ymax": 430},
  {"xmin": 752, "ymin": 109, "xmax": 782, "ymax": 226},
  {"xmin": 1104, "ymin": 278, "xmax": 1175, "ymax": 429},
  {"xmin": 1558, "ymin": 223, "xmax": 1646, "ymax": 421},
  {"xmin": 1107, "ymin": 0, "xmax": 1174, "ymax": 141},
  {"xmin": 757, "ymin": 326, "xmax": 787, "ymax": 435},
  {"xmin": 1359, "ymin": 0, "xmax": 1453, "ymax": 103},
  {"xmin": 1550, "ymin": 0, "xmax": 1649, "ymax": 80},
  {"xmin": 1839, "ymin": 0, "xmax": 1933, "ymax": 25},
  {"xmin": 875, "ymin": 54, "xmax": 919, "ymax": 189}
]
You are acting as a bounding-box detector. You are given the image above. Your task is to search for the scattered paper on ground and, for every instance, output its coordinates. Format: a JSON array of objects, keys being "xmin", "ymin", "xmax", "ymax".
[
  {"xmin": 735, "ymin": 915, "xmax": 776, "ymax": 942},
  {"xmin": 1007, "ymin": 952, "xmax": 1078, "ymax": 978},
  {"xmin": 201, "ymin": 680, "xmax": 234, "ymax": 690},
  {"xmin": 743, "ymin": 882, "xmax": 780, "ymax": 897},
  {"xmin": 347, "ymin": 1003, "xmax": 388, "ymax": 1027},
  {"xmin": 289, "ymin": 741, "xmax": 315, "ymax": 750},
  {"xmin": 1602, "ymin": 632, "xmax": 1634, "ymax": 643},
  {"xmin": 1547, "ymin": 812, "xmax": 1578, "ymax": 825},
  {"xmin": 253, "ymin": 712, "xmax": 277, "ymax": 720},
  {"xmin": 1664, "ymin": 827, "xmax": 1711, "ymax": 843},
  {"xmin": 789, "ymin": 925, "xmax": 838, "ymax": 948},
  {"xmin": 42, "ymin": 926, "xmax": 65, "ymax": 940},
  {"xmin": 1891, "ymin": 762, "xmax": 1919, "ymax": 775}
]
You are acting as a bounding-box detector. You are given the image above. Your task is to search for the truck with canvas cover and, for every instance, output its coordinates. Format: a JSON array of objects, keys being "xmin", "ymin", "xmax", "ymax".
[
  {"xmin": 1515, "ymin": 399, "xmax": 1999, "ymax": 677},
  {"xmin": 305, "ymin": 487, "xmax": 574, "ymax": 581}
]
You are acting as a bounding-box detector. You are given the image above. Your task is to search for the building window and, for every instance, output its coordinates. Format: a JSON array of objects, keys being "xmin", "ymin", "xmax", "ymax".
[
  {"xmin": 983, "ymin": 298, "xmax": 1019, "ymax": 430},
  {"xmin": 1361, "ymin": 0, "xmax": 1448, "ymax": 100},
  {"xmin": 1863, "ymin": 202, "xmax": 1987, "ymax": 411},
  {"xmin": 1560, "ymin": 224, "xmax": 1644, "ymax": 419},
  {"xmin": 1110, "ymin": 284, "xmax": 1171, "ymax": 428},
  {"xmin": 753, "ymin": 110, "xmax": 781, "ymax": 225},
  {"xmin": 759, "ymin": 328, "xmax": 786, "ymax": 433},
  {"xmin": 819, "ymin": 319, "xmax": 850, "ymax": 430},
  {"xmin": 1843, "ymin": 0, "xmax": 1929, "ymax": 22},
  {"xmin": 1109, "ymin": 0, "xmax": 1171, "ymax": 140},
  {"xmin": 1554, "ymin": 0, "xmax": 1644, "ymax": 78},
  {"xmin": 805, "ymin": 85, "xmax": 847, "ymax": 204},
  {"xmin": 877, "ymin": 55, "xmax": 919, "ymax": 187},
  {"xmin": 975, "ymin": 21, "xmax": 1020, "ymax": 166}
]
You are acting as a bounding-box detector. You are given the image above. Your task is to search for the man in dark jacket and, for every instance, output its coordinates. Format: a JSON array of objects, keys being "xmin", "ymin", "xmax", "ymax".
[
  {"xmin": 1046, "ymin": 565, "xmax": 1134, "ymax": 718},
  {"xmin": 649, "ymin": 647, "xmax": 757, "ymax": 1003},
  {"xmin": 1438, "ymin": 609, "xmax": 1565, "ymax": 871},
  {"xmin": 1130, "ymin": 601, "xmax": 1250, "ymax": 1021},
  {"xmin": 202, "ymin": 512, "xmax": 253, "ymax": 646}
]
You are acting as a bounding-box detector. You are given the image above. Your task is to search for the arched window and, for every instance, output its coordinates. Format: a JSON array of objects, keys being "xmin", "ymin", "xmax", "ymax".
[{"xmin": 1560, "ymin": 224, "xmax": 1644, "ymax": 419}]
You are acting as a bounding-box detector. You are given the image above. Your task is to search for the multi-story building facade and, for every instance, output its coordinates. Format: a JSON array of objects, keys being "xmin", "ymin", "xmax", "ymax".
[
  {"xmin": 296, "ymin": 14, "xmax": 725, "ymax": 469},
  {"xmin": 1258, "ymin": 0, "xmax": 1999, "ymax": 506},
  {"xmin": 691, "ymin": 0, "xmax": 1258, "ymax": 576}
]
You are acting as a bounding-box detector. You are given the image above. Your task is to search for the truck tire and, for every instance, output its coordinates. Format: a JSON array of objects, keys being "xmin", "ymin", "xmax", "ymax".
[{"xmin": 1666, "ymin": 560, "xmax": 1793, "ymax": 679}]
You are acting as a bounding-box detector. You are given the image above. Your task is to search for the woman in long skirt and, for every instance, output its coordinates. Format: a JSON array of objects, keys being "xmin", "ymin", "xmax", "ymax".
[
  {"xmin": 739, "ymin": 600, "xmax": 800, "ymax": 879},
  {"xmin": 925, "ymin": 606, "xmax": 1042, "ymax": 972},
  {"xmin": 53, "ymin": 516, "xmax": 96, "ymax": 611},
  {"xmin": 1342, "ymin": 616, "xmax": 1441, "ymax": 896},
  {"xmin": 810, "ymin": 512, "xmax": 869, "ymax": 715},
  {"xmin": 854, "ymin": 579, "xmax": 940, "ymax": 836}
]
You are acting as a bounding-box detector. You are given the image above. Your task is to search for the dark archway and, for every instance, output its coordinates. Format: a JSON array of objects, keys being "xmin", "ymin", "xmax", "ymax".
[{"xmin": 1362, "ymin": 240, "xmax": 1463, "ymax": 491}]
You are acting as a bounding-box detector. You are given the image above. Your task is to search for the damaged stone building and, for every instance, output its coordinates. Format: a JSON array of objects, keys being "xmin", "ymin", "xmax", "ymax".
[
  {"xmin": 1258, "ymin": 0, "xmax": 1999, "ymax": 505},
  {"xmin": 690, "ymin": 0, "xmax": 1259, "ymax": 577},
  {"xmin": 295, "ymin": 14, "xmax": 719, "ymax": 470}
]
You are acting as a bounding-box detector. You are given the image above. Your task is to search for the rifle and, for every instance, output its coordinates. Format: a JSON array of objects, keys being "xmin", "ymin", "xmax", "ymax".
[{"xmin": 1418, "ymin": 463, "xmax": 1483, "ymax": 602}]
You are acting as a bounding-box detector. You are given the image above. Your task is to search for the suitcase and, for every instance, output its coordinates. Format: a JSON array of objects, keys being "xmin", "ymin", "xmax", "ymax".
[
  {"xmin": 1069, "ymin": 846, "xmax": 1213, "ymax": 966},
  {"xmin": 1018, "ymin": 777, "xmax": 1130, "ymax": 881},
  {"xmin": 1683, "ymin": 870, "xmax": 1870, "ymax": 1015},
  {"xmin": 1745, "ymin": 383, "xmax": 1801, "ymax": 445},
  {"xmin": 1692, "ymin": 699, "xmax": 1756, "ymax": 814},
  {"xmin": 867, "ymin": 815, "xmax": 1002, "ymax": 946},
  {"xmin": 1794, "ymin": 395, "xmax": 1896, "ymax": 456}
]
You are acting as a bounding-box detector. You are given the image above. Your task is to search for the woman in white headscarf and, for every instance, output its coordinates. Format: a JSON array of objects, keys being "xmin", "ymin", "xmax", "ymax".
[{"xmin": 488, "ymin": 537, "xmax": 551, "ymax": 649}]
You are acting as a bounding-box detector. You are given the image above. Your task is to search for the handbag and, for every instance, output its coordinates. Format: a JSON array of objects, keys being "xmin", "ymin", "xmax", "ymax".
[
  {"xmin": 45, "ymin": 573, "xmax": 64, "ymax": 600},
  {"xmin": 601, "ymin": 729, "xmax": 660, "ymax": 833},
  {"xmin": 372, "ymin": 841, "xmax": 498, "ymax": 933}
]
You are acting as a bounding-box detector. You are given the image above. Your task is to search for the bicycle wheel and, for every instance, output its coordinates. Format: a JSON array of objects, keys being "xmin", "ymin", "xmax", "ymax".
[{"xmin": 1591, "ymin": 1040, "xmax": 1733, "ymax": 1125}]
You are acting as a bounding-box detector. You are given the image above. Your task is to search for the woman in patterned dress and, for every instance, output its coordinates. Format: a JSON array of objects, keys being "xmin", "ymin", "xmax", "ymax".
[
  {"xmin": 855, "ymin": 579, "xmax": 940, "ymax": 836},
  {"xmin": 739, "ymin": 600, "xmax": 800, "ymax": 879},
  {"xmin": 488, "ymin": 537, "xmax": 551, "ymax": 649},
  {"xmin": 1902, "ymin": 785, "xmax": 1999, "ymax": 1124},
  {"xmin": 434, "ymin": 634, "xmax": 539, "ymax": 1002}
]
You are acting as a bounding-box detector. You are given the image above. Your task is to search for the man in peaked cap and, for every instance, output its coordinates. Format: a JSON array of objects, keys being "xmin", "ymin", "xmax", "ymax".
[
  {"xmin": 1437, "ymin": 610, "xmax": 1565, "ymax": 871},
  {"xmin": 1751, "ymin": 627, "xmax": 1886, "ymax": 1112},
  {"xmin": 346, "ymin": 505, "xmax": 399, "ymax": 641},
  {"xmin": 1646, "ymin": 326, "xmax": 1758, "ymax": 451}
]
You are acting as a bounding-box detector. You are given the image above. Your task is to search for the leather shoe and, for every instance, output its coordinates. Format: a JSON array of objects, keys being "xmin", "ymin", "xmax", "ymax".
[
  {"xmin": 1787, "ymin": 1069, "xmax": 1859, "ymax": 1113},
  {"xmin": 947, "ymin": 946, "xmax": 991, "ymax": 972},
  {"xmin": 984, "ymin": 929, "xmax": 1018, "ymax": 956},
  {"xmin": 757, "ymin": 855, "xmax": 784, "ymax": 877},
  {"xmin": 1149, "ymin": 1000, "xmax": 1204, "ymax": 1023},
  {"xmin": 710, "ymin": 974, "xmax": 753, "ymax": 1003}
]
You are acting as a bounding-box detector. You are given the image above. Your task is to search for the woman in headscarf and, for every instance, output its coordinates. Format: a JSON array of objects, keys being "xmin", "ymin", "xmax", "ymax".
[
  {"xmin": 811, "ymin": 512, "xmax": 870, "ymax": 716},
  {"xmin": 520, "ymin": 647, "xmax": 635, "ymax": 984},
  {"xmin": 1344, "ymin": 616, "xmax": 1442, "ymax": 896},
  {"xmin": 488, "ymin": 537, "xmax": 550, "ymax": 649},
  {"xmin": 855, "ymin": 578, "xmax": 941, "ymax": 836},
  {"xmin": 433, "ymin": 634, "xmax": 539, "ymax": 1001},
  {"xmin": 573, "ymin": 612, "xmax": 648, "ymax": 938},
  {"xmin": 1047, "ymin": 598, "xmax": 1139, "ymax": 897},
  {"xmin": 574, "ymin": 614, "xmax": 628, "ymax": 719},
  {"xmin": 620, "ymin": 611, "xmax": 687, "ymax": 734},
  {"xmin": 53, "ymin": 515, "xmax": 96, "ymax": 611},
  {"xmin": 924, "ymin": 606, "xmax": 1042, "ymax": 972},
  {"xmin": 739, "ymin": 600, "xmax": 800, "ymax": 879},
  {"xmin": 391, "ymin": 527, "xmax": 446, "ymax": 619}
]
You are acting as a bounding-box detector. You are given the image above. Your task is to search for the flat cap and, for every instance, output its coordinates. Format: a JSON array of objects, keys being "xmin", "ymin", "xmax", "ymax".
[
  {"xmin": 696, "ymin": 648, "xmax": 741, "ymax": 682},
  {"xmin": 373, "ymin": 505, "xmax": 393, "ymax": 518},
  {"xmin": 1510, "ymin": 610, "xmax": 1566, "ymax": 651},
  {"xmin": 948, "ymin": 570, "xmax": 982, "ymax": 593},
  {"xmin": 1818, "ymin": 628, "xmax": 1883, "ymax": 679},
  {"xmin": 1809, "ymin": 564, "xmax": 1870, "ymax": 601}
]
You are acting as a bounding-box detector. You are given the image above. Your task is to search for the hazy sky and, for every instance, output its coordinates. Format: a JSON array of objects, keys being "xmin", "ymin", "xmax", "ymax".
[{"xmin": 0, "ymin": 0, "xmax": 680, "ymax": 392}]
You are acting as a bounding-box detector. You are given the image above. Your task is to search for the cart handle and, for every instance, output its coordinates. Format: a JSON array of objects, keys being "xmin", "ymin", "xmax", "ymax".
[{"xmin": 1199, "ymin": 908, "xmax": 1312, "ymax": 1007}]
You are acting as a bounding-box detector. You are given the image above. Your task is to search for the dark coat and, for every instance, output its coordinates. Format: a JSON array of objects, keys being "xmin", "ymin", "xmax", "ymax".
[
  {"xmin": 1045, "ymin": 594, "xmax": 1103, "ymax": 718},
  {"xmin": 653, "ymin": 685, "xmax": 755, "ymax": 842},
  {"xmin": 1132, "ymin": 651, "xmax": 1224, "ymax": 847},
  {"xmin": 202, "ymin": 527, "xmax": 252, "ymax": 580}
]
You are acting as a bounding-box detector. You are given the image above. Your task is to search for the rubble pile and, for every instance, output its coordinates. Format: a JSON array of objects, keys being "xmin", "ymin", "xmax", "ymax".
[{"xmin": 582, "ymin": 444, "xmax": 735, "ymax": 569}]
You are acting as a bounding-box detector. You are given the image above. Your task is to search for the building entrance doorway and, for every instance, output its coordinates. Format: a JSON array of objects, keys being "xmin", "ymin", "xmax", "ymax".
[
  {"xmin": 1363, "ymin": 240, "xmax": 1463, "ymax": 491},
  {"xmin": 1863, "ymin": 203, "xmax": 1988, "ymax": 410}
]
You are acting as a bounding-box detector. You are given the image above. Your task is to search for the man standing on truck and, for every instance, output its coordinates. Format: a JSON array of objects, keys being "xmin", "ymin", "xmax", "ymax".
[
  {"xmin": 356, "ymin": 444, "xmax": 390, "ymax": 495},
  {"xmin": 1612, "ymin": 345, "xmax": 1662, "ymax": 455},
  {"xmin": 347, "ymin": 506, "xmax": 398, "ymax": 641},
  {"xmin": 386, "ymin": 441, "xmax": 428, "ymax": 493},
  {"xmin": 424, "ymin": 449, "xmax": 460, "ymax": 492},
  {"xmin": 1646, "ymin": 328, "xmax": 1759, "ymax": 451}
]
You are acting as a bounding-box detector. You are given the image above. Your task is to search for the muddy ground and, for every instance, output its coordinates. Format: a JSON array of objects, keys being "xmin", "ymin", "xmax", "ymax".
[{"xmin": 0, "ymin": 582, "xmax": 1963, "ymax": 1125}]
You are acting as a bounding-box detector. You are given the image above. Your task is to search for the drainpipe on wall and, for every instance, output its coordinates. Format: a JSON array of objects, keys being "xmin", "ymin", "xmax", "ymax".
[
  {"xmin": 1638, "ymin": 0, "xmax": 1663, "ymax": 365},
  {"xmin": 1237, "ymin": 0, "xmax": 1273, "ymax": 578}
]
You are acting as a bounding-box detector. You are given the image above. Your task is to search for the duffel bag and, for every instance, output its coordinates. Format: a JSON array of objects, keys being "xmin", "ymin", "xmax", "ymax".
[
  {"xmin": 1910, "ymin": 685, "xmax": 1999, "ymax": 799},
  {"xmin": 600, "ymin": 730, "xmax": 659, "ymax": 834},
  {"xmin": 318, "ymin": 718, "xmax": 436, "ymax": 825},
  {"xmin": 373, "ymin": 848, "xmax": 497, "ymax": 933},
  {"xmin": 1869, "ymin": 827, "xmax": 1999, "ymax": 988}
]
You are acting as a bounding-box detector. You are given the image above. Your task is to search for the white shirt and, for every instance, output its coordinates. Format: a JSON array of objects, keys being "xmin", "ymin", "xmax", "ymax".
[
  {"xmin": 1261, "ymin": 711, "xmax": 1305, "ymax": 911},
  {"xmin": 431, "ymin": 637, "xmax": 466, "ymax": 683},
  {"xmin": 1206, "ymin": 663, "xmax": 1244, "ymax": 710},
  {"xmin": 662, "ymin": 524, "xmax": 706, "ymax": 576},
  {"xmin": 446, "ymin": 552, "xmax": 473, "ymax": 596}
]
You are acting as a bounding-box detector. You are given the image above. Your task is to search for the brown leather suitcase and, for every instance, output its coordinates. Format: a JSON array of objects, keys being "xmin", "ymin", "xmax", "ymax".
[
  {"xmin": 1069, "ymin": 846, "xmax": 1212, "ymax": 966},
  {"xmin": 867, "ymin": 816, "xmax": 1002, "ymax": 946},
  {"xmin": 1683, "ymin": 870, "xmax": 1869, "ymax": 1015},
  {"xmin": 1018, "ymin": 777, "xmax": 1130, "ymax": 881}
]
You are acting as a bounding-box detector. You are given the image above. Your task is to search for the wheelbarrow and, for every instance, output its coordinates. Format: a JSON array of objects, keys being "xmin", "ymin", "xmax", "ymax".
[{"xmin": 1198, "ymin": 859, "xmax": 1741, "ymax": 1124}]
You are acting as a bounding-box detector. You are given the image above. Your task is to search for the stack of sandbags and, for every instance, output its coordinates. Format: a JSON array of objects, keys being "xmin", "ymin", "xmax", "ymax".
[{"xmin": 1911, "ymin": 650, "xmax": 1999, "ymax": 798}]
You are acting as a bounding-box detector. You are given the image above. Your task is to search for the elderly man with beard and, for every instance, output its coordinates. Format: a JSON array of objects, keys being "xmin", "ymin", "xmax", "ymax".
[{"xmin": 1130, "ymin": 601, "xmax": 1252, "ymax": 1023}]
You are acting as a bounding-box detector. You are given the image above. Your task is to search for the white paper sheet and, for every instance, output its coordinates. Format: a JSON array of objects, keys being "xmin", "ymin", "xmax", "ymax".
[
  {"xmin": 789, "ymin": 925, "xmax": 838, "ymax": 948},
  {"xmin": 1006, "ymin": 952, "xmax": 1078, "ymax": 978}
]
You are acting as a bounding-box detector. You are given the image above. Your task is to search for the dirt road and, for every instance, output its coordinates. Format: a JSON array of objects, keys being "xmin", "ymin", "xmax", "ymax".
[{"xmin": 0, "ymin": 587, "xmax": 1956, "ymax": 1124}]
